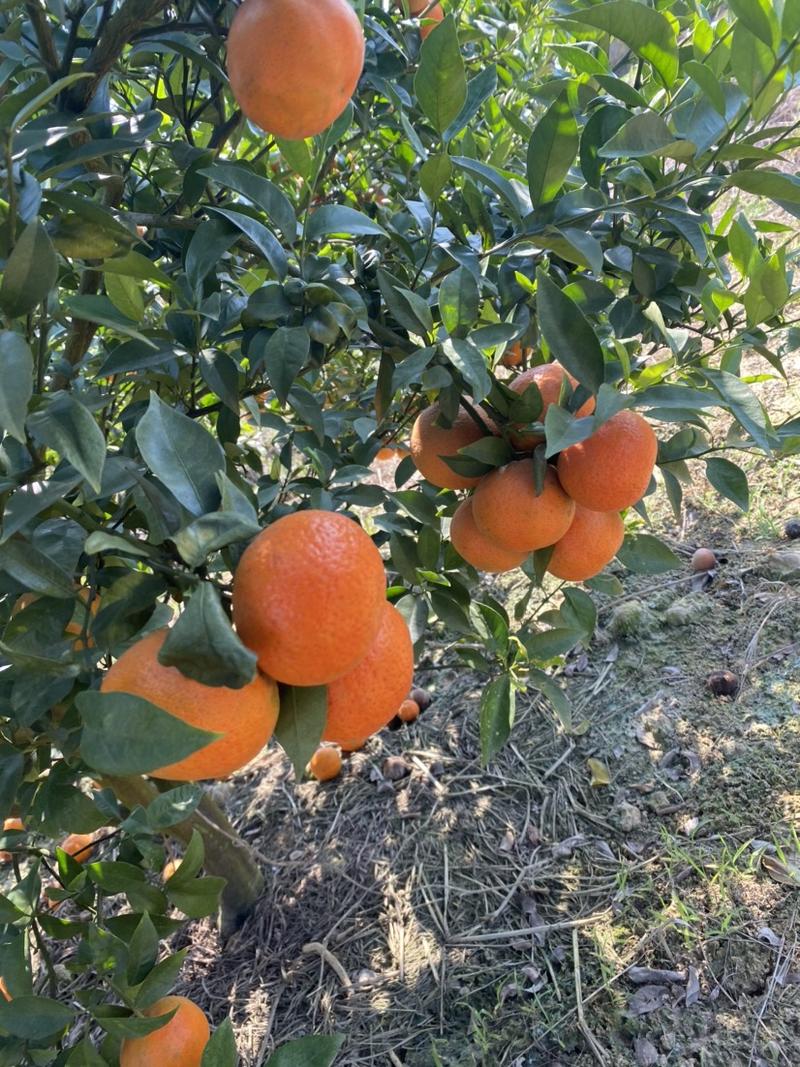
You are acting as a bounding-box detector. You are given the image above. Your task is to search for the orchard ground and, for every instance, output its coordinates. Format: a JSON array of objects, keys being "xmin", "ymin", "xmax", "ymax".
[{"xmin": 136, "ymin": 355, "xmax": 799, "ymax": 1066}]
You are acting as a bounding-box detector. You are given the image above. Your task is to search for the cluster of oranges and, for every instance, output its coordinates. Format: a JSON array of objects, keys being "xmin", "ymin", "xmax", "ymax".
[
  {"xmin": 100, "ymin": 509, "xmax": 412, "ymax": 782},
  {"xmin": 226, "ymin": 0, "xmax": 441, "ymax": 143},
  {"xmin": 411, "ymin": 360, "xmax": 658, "ymax": 582}
]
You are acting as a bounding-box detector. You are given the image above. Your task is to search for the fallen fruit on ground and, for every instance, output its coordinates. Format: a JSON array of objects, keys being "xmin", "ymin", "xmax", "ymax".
[
  {"xmin": 119, "ymin": 995, "xmax": 209, "ymax": 1067},
  {"xmin": 547, "ymin": 506, "xmax": 625, "ymax": 582},
  {"xmin": 410, "ymin": 686, "xmax": 432, "ymax": 711},
  {"xmin": 398, "ymin": 698, "xmax": 420, "ymax": 723},
  {"xmin": 0, "ymin": 818, "xmax": 24, "ymax": 863},
  {"xmin": 509, "ymin": 362, "xmax": 596, "ymax": 450},
  {"xmin": 691, "ymin": 547, "xmax": 717, "ymax": 572},
  {"xmin": 784, "ymin": 518, "xmax": 800, "ymax": 540},
  {"xmin": 309, "ymin": 746, "xmax": 343, "ymax": 781},
  {"xmin": 472, "ymin": 463, "xmax": 576, "ymax": 552},
  {"xmin": 450, "ymin": 496, "xmax": 529, "ymax": 573},
  {"xmin": 556, "ymin": 410, "xmax": 657, "ymax": 511},
  {"xmin": 101, "ymin": 629, "xmax": 279, "ymax": 780},
  {"xmin": 706, "ymin": 670, "xmax": 739, "ymax": 696},
  {"xmin": 410, "ymin": 402, "xmax": 494, "ymax": 490},
  {"xmin": 232, "ymin": 509, "xmax": 386, "ymax": 686},
  {"xmin": 227, "ymin": 0, "xmax": 365, "ymax": 140},
  {"xmin": 322, "ymin": 601, "xmax": 414, "ymax": 749},
  {"xmin": 61, "ymin": 832, "xmax": 96, "ymax": 863}
]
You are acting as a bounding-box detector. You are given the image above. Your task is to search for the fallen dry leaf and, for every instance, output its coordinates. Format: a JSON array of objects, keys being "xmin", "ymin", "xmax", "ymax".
[
  {"xmin": 761, "ymin": 853, "xmax": 800, "ymax": 887},
  {"xmin": 587, "ymin": 757, "xmax": 611, "ymax": 787},
  {"xmin": 628, "ymin": 984, "xmax": 670, "ymax": 1016},
  {"xmin": 628, "ymin": 966, "xmax": 685, "ymax": 985},
  {"xmin": 685, "ymin": 965, "xmax": 700, "ymax": 1007},
  {"xmin": 633, "ymin": 1037, "xmax": 659, "ymax": 1066}
]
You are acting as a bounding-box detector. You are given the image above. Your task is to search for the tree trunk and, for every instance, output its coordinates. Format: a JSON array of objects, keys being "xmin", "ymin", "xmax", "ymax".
[{"xmin": 104, "ymin": 775, "xmax": 264, "ymax": 938}]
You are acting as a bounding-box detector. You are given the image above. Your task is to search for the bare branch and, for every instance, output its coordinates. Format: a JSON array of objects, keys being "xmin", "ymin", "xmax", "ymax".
[{"xmin": 24, "ymin": 1, "xmax": 61, "ymax": 79}]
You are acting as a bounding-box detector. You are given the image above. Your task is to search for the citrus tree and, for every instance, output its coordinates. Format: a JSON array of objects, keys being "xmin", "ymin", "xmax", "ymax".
[{"xmin": 1, "ymin": 0, "xmax": 799, "ymax": 1061}]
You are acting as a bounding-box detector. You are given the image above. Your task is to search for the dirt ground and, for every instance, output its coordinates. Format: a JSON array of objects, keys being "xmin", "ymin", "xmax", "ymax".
[{"xmin": 173, "ymin": 351, "xmax": 800, "ymax": 1066}]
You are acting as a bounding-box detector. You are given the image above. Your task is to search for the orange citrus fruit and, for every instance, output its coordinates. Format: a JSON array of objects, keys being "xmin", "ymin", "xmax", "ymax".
[
  {"xmin": 417, "ymin": 1, "xmax": 444, "ymax": 37},
  {"xmin": 398, "ymin": 698, "xmax": 420, "ymax": 723},
  {"xmin": 376, "ymin": 444, "xmax": 410, "ymax": 462},
  {"xmin": 232, "ymin": 510, "xmax": 386, "ymax": 686},
  {"xmin": 101, "ymin": 629, "xmax": 279, "ymax": 781},
  {"xmin": 309, "ymin": 746, "xmax": 342, "ymax": 781},
  {"xmin": 508, "ymin": 362, "xmax": 596, "ymax": 451},
  {"xmin": 556, "ymin": 410, "xmax": 657, "ymax": 511},
  {"xmin": 227, "ymin": 0, "xmax": 365, "ymax": 140},
  {"xmin": 0, "ymin": 818, "xmax": 24, "ymax": 864},
  {"xmin": 120, "ymin": 995, "xmax": 209, "ymax": 1067},
  {"xmin": 472, "ymin": 462, "xmax": 576, "ymax": 553},
  {"xmin": 500, "ymin": 341, "xmax": 526, "ymax": 368},
  {"xmin": 410, "ymin": 402, "xmax": 494, "ymax": 490},
  {"xmin": 0, "ymin": 978, "xmax": 10, "ymax": 1001},
  {"xmin": 546, "ymin": 506, "xmax": 624, "ymax": 582},
  {"xmin": 162, "ymin": 858, "xmax": 182, "ymax": 881},
  {"xmin": 61, "ymin": 832, "xmax": 96, "ymax": 863},
  {"xmin": 450, "ymin": 497, "xmax": 529, "ymax": 573},
  {"xmin": 322, "ymin": 602, "xmax": 413, "ymax": 749}
]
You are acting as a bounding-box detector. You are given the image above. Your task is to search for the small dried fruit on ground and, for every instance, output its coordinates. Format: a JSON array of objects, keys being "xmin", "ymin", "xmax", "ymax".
[{"xmin": 309, "ymin": 746, "xmax": 342, "ymax": 782}]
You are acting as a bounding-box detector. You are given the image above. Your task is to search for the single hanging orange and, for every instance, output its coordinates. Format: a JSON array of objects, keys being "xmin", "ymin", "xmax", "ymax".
[{"xmin": 227, "ymin": 0, "xmax": 366, "ymax": 140}]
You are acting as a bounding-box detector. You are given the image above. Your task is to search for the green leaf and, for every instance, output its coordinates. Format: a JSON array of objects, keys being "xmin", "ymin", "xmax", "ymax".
[
  {"xmin": 101, "ymin": 249, "xmax": 171, "ymax": 287},
  {"xmin": 146, "ymin": 784, "xmax": 202, "ymax": 830},
  {"xmin": 441, "ymin": 338, "xmax": 491, "ymax": 401},
  {"xmin": 523, "ymin": 628, "xmax": 582, "ymax": 660},
  {"xmin": 0, "ymin": 538, "xmax": 75, "ymax": 598},
  {"xmin": 126, "ymin": 913, "xmax": 159, "ymax": 985},
  {"xmin": 0, "ymin": 220, "xmax": 58, "ymax": 317},
  {"xmin": 0, "ymin": 744, "xmax": 24, "ymax": 823},
  {"xmin": 701, "ymin": 368, "xmax": 777, "ymax": 453},
  {"xmin": 419, "ymin": 153, "xmax": 453, "ymax": 200},
  {"xmin": 266, "ymin": 1034, "xmax": 345, "ymax": 1067},
  {"xmin": 201, "ymin": 1019, "xmax": 239, "ymax": 1067},
  {"xmin": 174, "ymin": 512, "xmax": 260, "ymax": 569},
  {"xmin": 616, "ymin": 534, "xmax": 680, "ymax": 574},
  {"xmin": 414, "ymin": 15, "xmax": 467, "ymax": 135},
  {"xmin": 77, "ymin": 690, "xmax": 218, "ymax": 776},
  {"xmin": 256, "ymin": 325, "xmax": 310, "ymax": 405},
  {"xmin": 728, "ymin": 0, "xmax": 778, "ymax": 47},
  {"xmin": 528, "ymin": 668, "xmax": 572, "ymax": 732},
  {"xmin": 208, "ymin": 206, "xmax": 287, "ymax": 280},
  {"xmin": 158, "ymin": 583, "xmax": 258, "ymax": 689},
  {"xmin": 683, "ymin": 60, "xmax": 727, "ymax": 117},
  {"xmin": 64, "ymin": 295, "xmax": 156, "ymax": 346},
  {"xmin": 439, "ymin": 266, "xmax": 479, "ymax": 337},
  {"xmin": 133, "ymin": 950, "xmax": 188, "ymax": 1008},
  {"xmin": 450, "ymin": 157, "xmax": 525, "ymax": 226},
  {"xmin": 527, "ymin": 92, "xmax": 578, "ymax": 206},
  {"xmin": 105, "ymin": 273, "xmax": 145, "ymax": 322},
  {"xmin": 458, "ymin": 436, "xmax": 512, "ymax": 468},
  {"xmin": 705, "ymin": 457, "xmax": 749, "ymax": 511},
  {"xmin": 560, "ymin": 1, "xmax": 679, "ymax": 87},
  {"xmin": 27, "ymin": 392, "xmax": 106, "ymax": 492},
  {"xmin": 479, "ymin": 674, "xmax": 515, "ymax": 765},
  {"xmin": 443, "ymin": 64, "xmax": 497, "ymax": 142},
  {"xmin": 167, "ymin": 875, "xmax": 226, "ymax": 920},
  {"xmin": 306, "ymin": 205, "xmax": 387, "ymax": 240},
  {"xmin": 724, "ymin": 169, "xmax": 800, "ymax": 207},
  {"xmin": 535, "ymin": 269, "xmax": 604, "ymax": 394},
  {"xmin": 95, "ymin": 1008, "xmax": 177, "ymax": 1041},
  {"xmin": 9, "ymin": 71, "xmax": 92, "ymax": 132},
  {"xmin": 275, "ymin": 685, "xmax": 328, "ymax": 780},
  {"xmin": 0, "ymin": 995, "xmax": 73, "ymax": 1039},
  {"xmin": 136, "ymin": 392, "xmax": 225, "ymax": 515},
  {"xmin": 186, "ymin": 217, "xmax": 237, "ymax": 290},
  {"xmin": 598, "ymin": 113, "xmax": 694, "ymax": 160},
  {"xmin": 0, "ymin": 331, "xmax": 33, "ymax": 442},
  {"xmin": 199, "ymin": 161, "xmax": 297, "ymax": 244}
]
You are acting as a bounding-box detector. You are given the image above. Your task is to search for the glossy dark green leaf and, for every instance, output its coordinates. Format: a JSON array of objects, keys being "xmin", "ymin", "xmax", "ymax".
[
  {"xmin": 185, "ymin": 216, "xmax": 237, "ymax": 290},
  {"xmin": 136, "ymin": 392, "xmax": 225, "ymax": 515},
  {"xmin": 266, "ymin": 1034, "xmax": 345, "ymax": 1067},
  {"xmin": 0, "ymin": 538, "xmax": 75, "ymax": 597},
  {"xmin": 105, "ymin": 273, "xmax": 145, "ymax": 321},
  {"xmin": 201, "ymin": 1019, "xmax": 239, "ymax": 1067},
  {"xmin": 64, "ymin": 295, "xmax": 155, "ymax": 345},
  {"xmin": 450, "ymin": 157, "xmax": 525, "ymax": 226},
  {"xmin": 599, "ymin": 113, "xmax": 694, "ymax": 160},
  {"xmin": 527, "ymin": 92, "xmax": 578, "ymax": 206},
  {"xmin": 158, "ymin": 583, "xmax": 258, "ymax": 689},
  {"xmin": 95, "ymin": 1008, "xmax": 176, "ymax": 1041},
  {"xmin": 0, "ymin": 331, "xmax": 33, "ymax": 443},
  {"xmin": 0, "ymin": 220, "xmax": 58, "ymax": 317},
  {"xmin": 705, "ymin": 457, "xmax": 750, "ymax": 511},
  {"xmin": 683, "ymin": 61, "xmax": 727, "ymax": 117},
  {"xmin": 414, "ymin": 15, "xmax": 467, "ymax": 135},
  {"xmin": 77, "ymin": 690, "xmax": 218, "ymax": 776},
  {"xmin": 126, "ymin": 913, "xmax": 159, "ymax": 985},
  {"xmin": 27, "ymin": 392, "xmax": 106, "ymax": 492},
  {"xmin": 275, "ymin": 685, "xmax": 327, "ymax": 779},
  {"xmin": 439, "ymin": 266, "xmax": 479, "ymax": 337},
  {"xmin": 256, "ymin": 325, "xmax": 311, "ymax": 405},
  {"xmin": 146, "ymin": 784, "xmax": 202, "ymax": 830},
  {"xmin": 523, "ymin": 627, "xmax": 582, "ymax": 660},
  {"xmin": 208, "ymin": 207, "xmax": 287, "ymax": 280},
  {"xmin": 199, "ymin": 162, "xmax": 297, "ymax": 243},
  {"xmin": 441, "ymin": 338, "xmax": 491, "ymax": 401},
  {"xmin": 0, "ymin": 996, "xmax": 73, "ymax": 1039},
  {"xmin": 616, "ymin": 534, "xmax": 680, "ymax": 574},
  {"xmin": 419, "ymin": 153, "xmax": 453, "ymax": 200},
  {"xmin": 728, "ymin": 0, "xmax": 778, "ymax": 47},
  {"xmin": 724, "ymin": 169, "xmax": 800, "ymax": 206},
  {"xmin": 306, "ymin": 205, "xmax": 387, "ymax": 240},
  {"xmin": 535, "ymin": 269, "xmax": 604, "ymax": 394},
  {"xmin": 174, "ymin": 512, "xmax": 260, "ymax": 569},
  {"xmin": 479, "ymin": 673, "xmax": 515, "ymax": 765},
  {"xmin": 444, "ymin": 64, "xmax": 497, "ymax": 142},
  {"xmin": 133, "ymin": 949, "xmax": 188, "ymax": 1008},
  {"xmin": 0, "ymin": 744, "xmax": 24, "ymax": 823}
]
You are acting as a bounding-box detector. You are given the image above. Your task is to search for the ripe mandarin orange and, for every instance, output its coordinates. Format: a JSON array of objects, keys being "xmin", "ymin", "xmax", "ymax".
[
  {"xmin": 416, "ymin": 0, "xmax": 444, "ymax": 38},
  {"xmin": 61, "ymin": 832, "xmax": 96, "ymax": 863},
  {"xmin": 0, "ymin": 977, "xmax": 10, "ymax": 1001},
  {"xmin": 101, "ymin": 629, "xmax": 279, "ymax": 780},
  {"xmin": 410, "ymin": 403, "xmax": 494, "ymax": 490},
  {"xmin": 232, "ymin": 510, "xmax": 386, "ymax": 686},
  {"xmin": 227, "ymin": 0, "xmax": 365, "ymax": 140},
  {"xmin": 322, "ymin": 602, "xmax": 413, "ymax": 750},
  {"xmin": 0, "ymin": 818, "xmax": 24, "ymax": 864},
  {"xmin": 376, "ymin": 444, "xmax": 410, "ymax": 462},
  {"xmin": 556, "ymin": 410, "xmax": 657, "ymax": 512},
  {"xmin": 450, "ymin": 497, "xmax": 529, "ymax": 573},
  {"xmin": 120, "ymin": 995, "xmax": 209, "ymax": 1067},
  {"xmin": 309, "ymin": 746, "xmax": 342, "ymax": 781},
  {"xmin": 500, "ymin": 341, "xmax": 526, "ymax": 368},
  {"xmin": 472, "ymin": 462, "xmax": 575, "ymax": 553},
  {"xmin": 398, "ymin": 698, "xmax": 420, "ymax": 723},
  {"xmin": 546, "ymin": 506, "xmax": 624, "ymax": 582},
  {"xmin": 509, "ymin": 362, "xmax": 596, "ymax": 451}
]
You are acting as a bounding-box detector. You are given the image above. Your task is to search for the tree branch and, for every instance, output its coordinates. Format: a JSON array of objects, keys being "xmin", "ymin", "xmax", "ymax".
[
  {"xmin": 63, "ymin": 0, "xmax": 172, "ymax": 112},
  {"xmin": 24, "ymin": 1, "xmax": 61, "ymax": 80}
]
